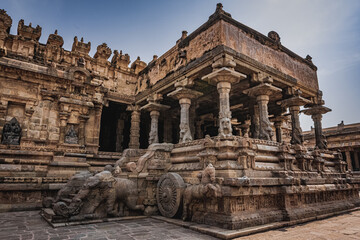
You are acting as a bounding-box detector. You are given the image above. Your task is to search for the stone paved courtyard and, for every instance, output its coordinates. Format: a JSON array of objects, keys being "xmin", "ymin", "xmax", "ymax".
[{"xmin": 0, "ymin": 210, "xmax": 359, "ymax": 240}]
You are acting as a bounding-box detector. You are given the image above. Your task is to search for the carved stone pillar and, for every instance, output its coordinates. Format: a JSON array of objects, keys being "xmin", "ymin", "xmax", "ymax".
[
  {"xmin": 251, "ymin": 104, "xmax": 260, "ymax": 138},
  {"xmin": 168, "ymin": 87, "xmax": 202, "ymax": 143},
  {"xmin": 217, "ymin": 81, "xmax": 232, "ymax": 137},
  {"xmin": 279, "ymin": 95, "xmax": 311, "ymax": 145},
  {"xmin": 303, "ymin": 105, "xmax": 331, "ymax": 149},
  {"xmin": 244, "ymin": 83, "xmax": 282, "ymax": 140},
  {"xmin": 289, "ymin": 106, "xmax": 302, "ymax": 144},
  {"xmin": 202, "ymin": 56, "xmax": 246, "ymax": 137},
  {"xmin": 141, "ymin": 96, "xmax": 170, "ymax": 145},
  {"xmin": 345, "ymin": 150, "xmax": 352, "ymax": 171},
  {"xmin": 272, "ymin": 116, "xmax": 286, "ymax": 143},
  {"xmin": 179, "ymin": 98, "xmax": 191, "ymax": 142},
  {"xmin": 127, "ymin": 105, "xmax": 141, "ymax": 149},
  {"xmin": 149, "ymin": 110, "xmax": 160, "ymax": 144},
  {"xmin": 189, "ymin": 103, "xmax": 196, "ymax": 139},
  {"xmin": 240, "ymin": 120, "xmax": 250, "ymax": 138}
]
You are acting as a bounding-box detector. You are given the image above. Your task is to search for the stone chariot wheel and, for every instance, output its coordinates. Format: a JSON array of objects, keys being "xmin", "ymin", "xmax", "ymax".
[{"xmin": 157, "ymin": 172, "xmax": 185, "ymax": 218}]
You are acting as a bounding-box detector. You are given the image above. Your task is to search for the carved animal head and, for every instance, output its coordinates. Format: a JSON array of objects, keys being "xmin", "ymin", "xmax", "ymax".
[
  {"xmin": 53, "ymin": 201, "xmax": 70, "ymax": 217},
  {"xmin": 220, "ymin": 117, "xmax": 232, "ymax": 135},
  {"xmin": 201, "ymin": 163, "xmax": 216, "ymax": 184},
  {"xmin": 84, "ymin": 170, "xmax": 115, "ymax": 189}
]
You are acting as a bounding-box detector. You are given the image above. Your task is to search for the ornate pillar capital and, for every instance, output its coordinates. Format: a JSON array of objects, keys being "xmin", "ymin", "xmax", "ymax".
[
  {"xmin": 277, "ymin": 95, "xmax": 311, "ymax": 108},
  {"xmin": 303, "ymin": 105, "xmax": 331, "ymax": 149},
  {"xmin": 303, "ymin": 105, "xmax": 331, "ymax": 117},
  {"xmin": 202, "ymin": 67, "xmax": 246, "ymax": 138},
  {"xmin": 167, "ymin": 87, "xmax": 202, "ymax": 102},
  {"xmin": 243, "ymin": 83, "xmax": 282, "ymax": 98},
  {"xmin": 202, "ymin": 67, "xmax": 246, "ymax": 86},
  {"xmin": 244, "ymin": 83, "xmax": 282, "ymax": 141},
  {"xmin": 126, "ymin": 104, "xmax": 141, "ymax": 112}
]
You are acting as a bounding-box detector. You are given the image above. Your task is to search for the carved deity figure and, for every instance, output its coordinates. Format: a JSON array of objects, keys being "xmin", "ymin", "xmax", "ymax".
[
  {"xmin": 1, "ymin": 117, "xmax": 22, "ymax": 145},
  {"xmin": 65, "ymin": 125, "xmax": 78, "ymax": 144}
]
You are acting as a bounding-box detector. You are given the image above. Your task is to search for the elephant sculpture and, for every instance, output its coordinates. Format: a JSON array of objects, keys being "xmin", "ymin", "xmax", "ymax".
[
  {"xmin": 43, "ymin": 171, "xmax": 92, "ymax": 208},
  {"xmin": 53, "ymin": 170, "xmax": 144, "ymax": 220}
]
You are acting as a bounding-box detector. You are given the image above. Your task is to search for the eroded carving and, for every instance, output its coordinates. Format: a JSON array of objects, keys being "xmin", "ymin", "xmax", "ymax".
[
  {"xmin": 51, "ymin": 169, "xmax": 144, "ymax": 220},
  {"xmin": 1, "ymin": 117, "xmax": 22, "ymax": 145},
  {"xmin": 64, "ymin": 125, "xmax": 78, "ymax": 144},
  {"xmin": 182, "ymin": 164, "xmax": 222, "ymax": 221}
]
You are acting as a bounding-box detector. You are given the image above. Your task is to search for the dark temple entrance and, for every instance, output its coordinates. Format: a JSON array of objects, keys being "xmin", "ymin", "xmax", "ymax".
[{"xmin": 99, "ymin": 101, "xmax": 131, "ymax": 152}]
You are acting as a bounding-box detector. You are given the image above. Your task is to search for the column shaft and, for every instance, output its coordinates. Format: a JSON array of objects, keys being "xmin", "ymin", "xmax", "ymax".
[
  {"xmin": 257, "ymin": 95, "xmax": 273, "ymax": 140},
  {"xmin": 129, "ymin": 109, "xmax": 140, "ymax": 149},
  {"xmin": 217, "ymin": 81, "xmax": 232, "ymax": 137},
  {"xmin": 274, "ymin": 122, "xmax": 282, "ymax": 143},
  {"xmin": 290, "ymin": 106, "xmax": 303, "ymax": 145},
  {"xmin": 312, "ymin": 113, "xmax": 327, "ymax": 149},
  {"xmin": 149, "ymin": 110, "xmax": 160, "ymax": 145},
  {"xmin": 251, "ymin": 104, "xmax": 260, "ymax": 139},
  {"xmin": 179, "ymin": 98, "xmax": 192, "ymax": 143}
]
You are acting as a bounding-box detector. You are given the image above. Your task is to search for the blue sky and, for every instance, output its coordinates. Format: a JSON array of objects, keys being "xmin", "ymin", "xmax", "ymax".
[{"xmin": 2, "ymin": 0, "xmax": 360, "ymax": 130}]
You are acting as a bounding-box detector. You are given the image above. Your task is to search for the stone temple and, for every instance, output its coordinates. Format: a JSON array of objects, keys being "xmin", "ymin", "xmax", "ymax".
[{"xmin": 0, "ymin": 3, "xmax": 359, "ymax": 236}]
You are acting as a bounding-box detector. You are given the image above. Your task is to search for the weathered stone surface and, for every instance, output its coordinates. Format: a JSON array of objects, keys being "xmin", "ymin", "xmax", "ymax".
[{"xmin": 0, "ymin": 3, "xmax": 358, "ymax": 234}]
